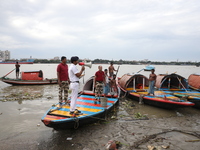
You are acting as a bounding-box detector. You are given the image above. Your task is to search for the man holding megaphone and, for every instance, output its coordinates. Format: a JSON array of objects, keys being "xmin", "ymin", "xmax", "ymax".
[{"xmin": 68, "ymin": 56, "xmax": 85, "ymax": 115}]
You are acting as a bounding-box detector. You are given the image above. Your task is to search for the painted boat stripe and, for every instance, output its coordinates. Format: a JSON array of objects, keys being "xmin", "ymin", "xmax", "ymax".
[
  {"xmin": 78, "ymin": 97, "xmax": 117, "ymax": 103},
  {"xmin": 53, "ymin": 105, "xmax": 103, "ymax": 112},
  {"xmin": 51, "ymin": 107, "xmax": 103, "ymax": 115},
  {"xmin": 45, "ymin": 115, "xmax": 67, "ymax": 119},
  {"xmin": 80, "ymin": 95, "xmax": 117, "ymax": 101},
  {"xmin": 77, "ymin": 101, "xmax": 112, "ymax": 108},
  {"xmin": 76, "ymin": 104, "xmax": 107, "ymax": 109},
  {"xmin": 49, "ymin": 110, "xmax": 87, "ymax": 117},
  {"xmin": 44, "ymin": 117, "xmax": 59, "ymax": 121},
  {"xmin": 130, "ymin": 93, "xmax": 194, "ymax": 105},
  {"xmin": 77, "ymin": 99, "xmax": 114, "ymax": 105}
]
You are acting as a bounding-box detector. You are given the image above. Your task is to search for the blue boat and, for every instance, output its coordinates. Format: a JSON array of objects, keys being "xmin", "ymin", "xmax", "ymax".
[
  {"xmin": 144, "ymin": 65, "xmax": 155, "ymax": 71},
  {"xmin": 41, "ymin": 77, "xmax": 119, "ymax": 130}
]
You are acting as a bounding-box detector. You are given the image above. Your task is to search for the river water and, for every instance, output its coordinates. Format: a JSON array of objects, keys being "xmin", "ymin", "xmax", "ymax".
[{"xmin": 0, "ymin": 64, "xmax": 200, "ymax": 150}]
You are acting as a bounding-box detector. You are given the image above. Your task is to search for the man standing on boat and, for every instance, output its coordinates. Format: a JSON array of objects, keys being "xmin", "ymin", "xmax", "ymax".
[
  {"xmin": 69, "ymin": 56, "xmax": 85, "ymax": 115},
  {"xmin": 15, "ymin": 61, "xmax": 20, "ymax": 79},
  {"xmin": 108, "ymin": 62, "xmax": 116, "ymax": 78},
  {"xmin": 148, "ymin": 69, "xmax": 157, "ymax": 96},
  {"xmin": 94, "ymin": 66, "xmax": 105, "ymax": 102},
  {"xmin": 57, "ymin": 56, "xmax": 69, "ymax": 106}
]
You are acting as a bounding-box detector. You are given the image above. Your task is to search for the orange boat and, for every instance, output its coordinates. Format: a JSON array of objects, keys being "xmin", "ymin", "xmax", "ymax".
[
  {"xmin": 1, "ymin": 70, "xmax": 57, "ymax": 85},
  {"xmin": 188, "ymin": 73, "xmax": 200, "ymax": 91}
]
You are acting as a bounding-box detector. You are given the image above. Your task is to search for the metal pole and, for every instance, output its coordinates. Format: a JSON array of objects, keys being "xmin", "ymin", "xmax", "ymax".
[
  {"xmin": 133, "ymin": 78, "xmax": 135, "ymax": 91},
  {"xmin": 143, "ymin": 77, "xmax": 145, "ymax": 90},
  {"xmin": 168, "ymin": 78, "xmax": 171, "ymax": 89}
]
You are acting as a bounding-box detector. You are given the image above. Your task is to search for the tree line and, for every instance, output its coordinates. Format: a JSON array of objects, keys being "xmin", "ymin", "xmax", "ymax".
[{"xmin": 33, "ymin": 59, "xmax": 200, "ymax": 66}]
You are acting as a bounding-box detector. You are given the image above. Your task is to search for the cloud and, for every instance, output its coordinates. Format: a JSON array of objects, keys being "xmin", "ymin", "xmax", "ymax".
[{"xmin": 0, "ymin": 0, "xmax": 200, "ymax": 61}]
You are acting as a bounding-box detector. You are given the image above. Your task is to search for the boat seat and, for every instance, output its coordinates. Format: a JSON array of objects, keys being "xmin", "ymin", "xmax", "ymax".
[
  {"xmin": 136, "ymin": 89, "xmax": 147, "ymax": 92},
  {"xmin": 129, "ymin": 89, "xmax": 147, "ymax": 92}
]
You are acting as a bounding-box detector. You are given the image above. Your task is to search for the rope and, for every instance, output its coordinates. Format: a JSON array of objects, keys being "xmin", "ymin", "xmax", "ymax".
[
  {"xmin": 139, "ymin": 95, "xmax": 144, "ymax": 104},
  {"xmin": 122, "ymin": 91, "xmax": 127, "ymax": 98},
  {"xmin": 73, "ymin": 117, "xmax": 79, "ymax": 129},
  {"xmin": 177, "ymin": 77, "xmax": 188, "ymax": 92}
]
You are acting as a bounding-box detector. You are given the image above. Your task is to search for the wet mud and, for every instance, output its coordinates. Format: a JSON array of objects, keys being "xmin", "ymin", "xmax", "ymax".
[{"xmin": 0, "ymin": 91, "xmax": 200, "ymax": 150}]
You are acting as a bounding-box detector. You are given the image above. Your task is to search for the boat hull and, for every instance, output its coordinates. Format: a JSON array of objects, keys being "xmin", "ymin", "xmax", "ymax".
[
  {"xmin": 165, "ymin": 91, "xmax": 200, "ymax": 109},
  {"xmin": 128, "ymin": 92, "xmax": 194, "ymax": 109},
  {"xmin": 41, "ymin": 94, "xmax": 119, "ymax": 130},
  {"xmin": 1, "ymin": 78, "xmax": 57, "ymax": 85},
  {"xmin": 118, "ymin": 79, "xmax": 194, "ymax": 109},
  {"xmin": 0, "ymin": 62, "xmax": 33, "ymax": 64}
]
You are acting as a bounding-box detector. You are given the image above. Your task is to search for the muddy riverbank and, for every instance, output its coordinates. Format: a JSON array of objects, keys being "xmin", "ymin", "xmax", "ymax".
[{"xmin": 0, "ymin": 95, "xmax": 200, "ymax": 150}]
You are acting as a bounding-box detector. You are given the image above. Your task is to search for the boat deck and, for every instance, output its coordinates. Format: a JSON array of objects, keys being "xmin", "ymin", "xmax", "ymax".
[{"xmin": 42, "ymin": 94, "xmax": 118, "ymax": 124}]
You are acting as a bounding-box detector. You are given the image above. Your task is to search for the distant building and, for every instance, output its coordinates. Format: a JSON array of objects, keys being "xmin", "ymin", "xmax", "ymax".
[
  {"xmin": 54, "ymin": 56, "xmax": 60, "ymax": 60},
  {"xmin": 0, "ymin": 50, "xmax": 10, "ymax": 61}
]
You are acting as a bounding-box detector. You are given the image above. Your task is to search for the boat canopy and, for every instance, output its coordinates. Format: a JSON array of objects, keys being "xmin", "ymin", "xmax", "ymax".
[
  {"xmin": 83, "ymin": 76, "xmax": 94, "ymax": 92},
  {"xmin": 21, "ymin": 70, "xmax": 43, "ymax": 80},
  {"xmin": 188, "ymin": 73, "xmax": 200, "ymax": 90},
  {"xmin": 144, "ymin": 65, "xmax": 155, "ymax": 71},
  {"xmin": 119, "ymin": 74, "xmax": 149, "ymax": 91},
  {"xmin": 155, "ymin": 73, "xmax": 188, "ymax": 90}
]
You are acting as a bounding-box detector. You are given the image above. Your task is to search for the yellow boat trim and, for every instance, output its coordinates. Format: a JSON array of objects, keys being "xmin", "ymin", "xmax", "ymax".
[
  {"xmin": 49, "ymin": 110, "xmax": 87, "ymax": 117},
  {"xmin": 126, "ymin": 87, "xmax": 148, "ymax": 91},
  {"xmin": 44, "ymin": 117, "xmax": 58, "ymax": 121},
  {"xmin": 55, "ymin": 104, "xmax": 102, "ymax": 112}
]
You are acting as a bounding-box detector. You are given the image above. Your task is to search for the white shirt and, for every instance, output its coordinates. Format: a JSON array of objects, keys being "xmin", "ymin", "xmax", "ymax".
[
  {"xmin": 69, "ymin": 64, "xmax": 79, "ymax": 82},
  {"xmin": 105, "ymin": 74, "xmax": 109, "ymax": 83}
]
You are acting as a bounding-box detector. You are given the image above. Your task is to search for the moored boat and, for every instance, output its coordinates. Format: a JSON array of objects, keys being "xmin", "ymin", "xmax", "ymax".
[
  {"xmin": 118, "ymin": 74, "xmax": 194, "ymax": 109},
  {"xmin": 188, "ymin": 73, "xmax": 200, "ymax": 91},
  {"xmin": 1, "ymin": 70, "xmax": 57, "ymax": 85},
  {"xmin": 0, "ymin": 59, "xmax": 34, "ymax": 64},
  {"xmin": 155, "ymin": 73, "xmax": 200, "ymax": 109},
  {"xmin": 41, "ymin": 76, "xmax": 119, "ymax": 130}
]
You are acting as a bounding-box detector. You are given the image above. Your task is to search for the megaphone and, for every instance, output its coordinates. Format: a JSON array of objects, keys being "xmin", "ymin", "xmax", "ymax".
[{"xmin": 79, "ymin": 62, "xmax": 92, "ymax": 68}]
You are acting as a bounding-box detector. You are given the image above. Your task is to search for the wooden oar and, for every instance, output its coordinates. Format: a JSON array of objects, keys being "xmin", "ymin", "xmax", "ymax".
[
  {"xmin": 136, "ymin": 68, "xmax": 144, "ymax": 74},
  {"xmin": 2, "ymin": 68, "xmax": 16, "ymax": 78},
  {"xmin": 116, "ymin": 65, "xmax": 120, "ymax": 77}
]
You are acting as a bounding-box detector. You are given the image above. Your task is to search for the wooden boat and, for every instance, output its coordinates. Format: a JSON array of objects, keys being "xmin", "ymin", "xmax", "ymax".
[
  {"xmin": 41, "ymin": 76, "xmax": 119, "ymax": 130},
  {"xmin": 155, "ymin": 73, "xmax": 200, "ymax": 108},
  {"xmin": 118, "ymin": 74, "xmax": 194, "ymax": 109},
  {"xmin": 188, "ymin": 73, "xmax": 200, "ymax": 91},
  {"xmin": 1, "ymin": 70, "xmax": 57, "ymax": 85}
]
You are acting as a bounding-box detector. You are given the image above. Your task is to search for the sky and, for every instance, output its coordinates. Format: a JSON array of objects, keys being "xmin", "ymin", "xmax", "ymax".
[{"xmin": 0, "ymin": 0, "xmax": 200, "ymax": 61}]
